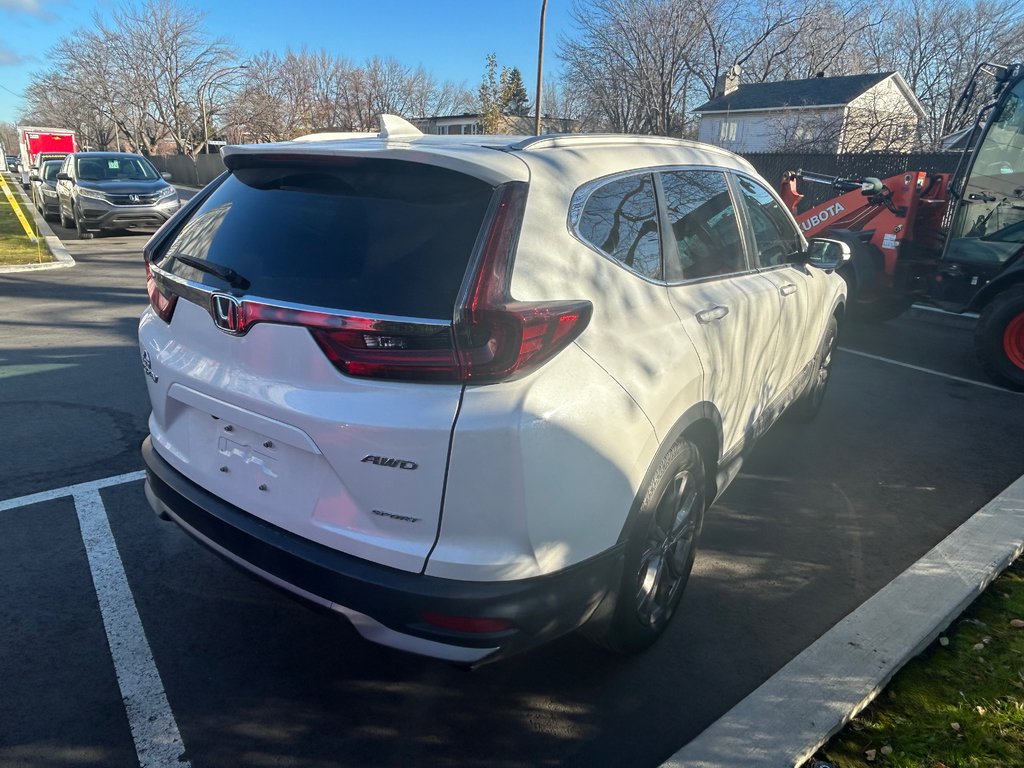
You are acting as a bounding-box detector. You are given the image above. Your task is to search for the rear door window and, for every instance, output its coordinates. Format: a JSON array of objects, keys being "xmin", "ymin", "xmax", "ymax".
[
  {"xmin": 155, "ymin": 159, "xmax": 494, "ymax": 319},
  {"xmin": 659, "ymin": 170, "xmax": 747, "ymax": 281}
]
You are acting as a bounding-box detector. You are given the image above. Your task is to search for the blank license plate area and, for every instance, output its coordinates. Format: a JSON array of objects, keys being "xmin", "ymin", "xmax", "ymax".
[{"xmin": 183, "ymin": 406, "xmax": 323, "ymax": 522}]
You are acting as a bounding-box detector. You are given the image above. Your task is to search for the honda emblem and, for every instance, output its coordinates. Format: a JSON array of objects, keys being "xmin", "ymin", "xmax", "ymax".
[
  {"xmin": 212, "ymin": 293, "xmax": 243, "ymax": 334},
  {"xmin": 129, "ymin": 194, "xmax": 140, "ymax": 203}
]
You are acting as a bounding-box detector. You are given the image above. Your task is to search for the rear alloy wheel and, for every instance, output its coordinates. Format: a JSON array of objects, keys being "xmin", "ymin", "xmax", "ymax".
[
  {"xmin": 585, "ymin": 437, "xmax": 705, "ymax": 653},
  {"xmin": 788, "ymin": 315, "xmax": 838, "ymax": 423},
  {"xmin": 975, "ymin": 286, "xmax": 1024, "ymax": 391},
  {"xmin": 74, "ymin": 204, "xmax": 94, "ymax": 240}
]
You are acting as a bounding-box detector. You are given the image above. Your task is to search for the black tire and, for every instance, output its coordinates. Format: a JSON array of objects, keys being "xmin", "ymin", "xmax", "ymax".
[
  {"xmin": 584, "ymin": 437, "xmax": 706, "ymax": 653},
  {"xmin": 58, "ymin": 202, "xmax": 71, "ymax": 229},
  {"xmin": 788, "ymin": 315, "xmax": 839, "ymax": 423},
  {"xmin": 974, "ymin": 286, "xmax": 1024, "ymax": 391},
  {"xmin": 74, "ymin": 205, "xmax": 94, "ymax": 239}
]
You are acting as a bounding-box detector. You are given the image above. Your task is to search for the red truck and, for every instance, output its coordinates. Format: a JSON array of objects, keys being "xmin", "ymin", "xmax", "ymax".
[{"xmin": 17, "ymin": 125, "xmax": 78, "ymax": 188}]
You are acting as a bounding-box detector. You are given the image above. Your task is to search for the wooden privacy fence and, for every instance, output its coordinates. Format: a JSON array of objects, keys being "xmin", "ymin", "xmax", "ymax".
[{"xmin": 147, "ymin": 153, "xmax": 227, "ymax": 188}]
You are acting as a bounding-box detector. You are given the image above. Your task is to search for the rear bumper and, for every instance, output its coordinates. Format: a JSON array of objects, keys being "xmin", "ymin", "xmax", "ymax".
[{"xmin": 141, "ymin": 436, "xmax": 623, "ymax": 664}]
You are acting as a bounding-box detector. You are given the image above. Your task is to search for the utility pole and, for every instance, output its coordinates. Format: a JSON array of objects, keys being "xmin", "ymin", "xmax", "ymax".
[{"xmin": 535, "ymin": 0, "xmax": 547, "ymax": 136}]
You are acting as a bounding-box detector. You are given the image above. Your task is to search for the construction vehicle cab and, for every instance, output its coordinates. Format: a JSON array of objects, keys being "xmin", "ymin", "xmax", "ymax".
[{"xmin": 937, "ymin": 66, "xmax": 1024, "ymax": 311}]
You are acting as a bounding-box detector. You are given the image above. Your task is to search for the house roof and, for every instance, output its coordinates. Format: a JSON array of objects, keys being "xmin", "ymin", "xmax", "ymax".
[{"xmin": 694, "ymin": 72, "xmax": 896, "ymax": 113}]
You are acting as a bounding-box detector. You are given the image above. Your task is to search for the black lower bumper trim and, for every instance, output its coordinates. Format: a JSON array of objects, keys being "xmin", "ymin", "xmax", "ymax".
[{"xmin": 141, "ymin": 437, "xmax": 623, "ymax": 661}]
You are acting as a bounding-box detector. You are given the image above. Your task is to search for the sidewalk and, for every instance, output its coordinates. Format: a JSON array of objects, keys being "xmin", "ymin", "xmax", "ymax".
[{"xmin": 664, "ymin": 473, "xmax": 1024, "ymax": 767}]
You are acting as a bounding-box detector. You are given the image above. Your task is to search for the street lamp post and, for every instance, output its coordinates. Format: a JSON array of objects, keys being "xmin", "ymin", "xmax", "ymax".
[{"xmin": 535, "ymin": 0, "xmax": 548, "ymax": 136}]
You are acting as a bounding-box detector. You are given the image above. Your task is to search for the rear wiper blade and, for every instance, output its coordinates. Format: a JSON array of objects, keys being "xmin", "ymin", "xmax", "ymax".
[{"xmin": 173, "ymin": 254, "xmax": 250, "ymax": 290}]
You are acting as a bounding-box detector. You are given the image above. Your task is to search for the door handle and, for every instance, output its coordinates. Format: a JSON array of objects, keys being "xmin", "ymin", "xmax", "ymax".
[
  {"xmin": 779, "ymin": 283, "xmax": 798, "ymax": 296},
  {"xmin": 696, "ymin": 305, "xmax": 729, "ymax": 324}
]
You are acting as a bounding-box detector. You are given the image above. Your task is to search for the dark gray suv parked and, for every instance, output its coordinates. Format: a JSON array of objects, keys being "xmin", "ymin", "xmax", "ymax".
[{"xmin": 56, "ymin": 152, "xmax": 180, "ymax": 238}]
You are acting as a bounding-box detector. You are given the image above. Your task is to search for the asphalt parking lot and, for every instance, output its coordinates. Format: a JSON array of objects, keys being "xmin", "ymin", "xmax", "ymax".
[{"xmin": 1, "ymin": 217, "xmax": 1023, "ymax": 768}]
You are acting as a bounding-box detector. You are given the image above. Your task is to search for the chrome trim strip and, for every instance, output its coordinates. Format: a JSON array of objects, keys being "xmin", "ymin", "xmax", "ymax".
[{"xmin": 149, "ymin": 261, "xmax": 452, "ymax": 334}]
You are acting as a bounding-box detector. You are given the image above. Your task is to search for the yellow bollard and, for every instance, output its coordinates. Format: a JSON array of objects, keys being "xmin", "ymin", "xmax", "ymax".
[{"xmin": 0, "ymin": 174, "xmax": 38, "ymax": 242}]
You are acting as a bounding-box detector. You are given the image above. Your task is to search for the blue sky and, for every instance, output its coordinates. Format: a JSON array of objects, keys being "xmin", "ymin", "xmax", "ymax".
[{"xmin": 0, "ymin": 0, "xmax": 576, "ymax": 124}]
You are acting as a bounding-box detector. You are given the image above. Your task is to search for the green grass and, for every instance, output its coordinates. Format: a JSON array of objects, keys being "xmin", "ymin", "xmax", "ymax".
[
  {"xmin": 0, "ymin": 187, "xmax": 52, "ymax": 266},
  {"xmin": 808, "ymin": 559, "xmax": 1024, "ymax": 768}
]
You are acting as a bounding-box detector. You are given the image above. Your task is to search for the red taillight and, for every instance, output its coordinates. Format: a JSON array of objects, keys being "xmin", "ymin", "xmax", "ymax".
[
  {"xmin": 422, "ymin": 612, "xmax": 514, "ymax": 634},
  {"xmin": 145, "ymin": 262, "xmax": 178, "ymax": 323},
  {"xmin": 312, "ymin": 182, "xmax": 592, "ymax": 384},
  {"xmin": 311, "ymin": 328, "xmax": 463, "ymax": 383}
]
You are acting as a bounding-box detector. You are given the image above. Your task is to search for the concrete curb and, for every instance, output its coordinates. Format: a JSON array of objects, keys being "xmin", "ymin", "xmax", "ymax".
[
  {"xmin": 0, "ymin": 176, "xmax": 75, "ymax": 274},
  {"xmin": 665, "ymin": 473, "xmax": 1024, "ymax": 768}
]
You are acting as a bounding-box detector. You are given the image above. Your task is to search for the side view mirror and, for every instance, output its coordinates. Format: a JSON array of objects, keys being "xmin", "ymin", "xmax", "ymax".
[
  {"xmin": 56, "ymin": 172, "xmax": 71, "ymax": 181},
  {"xmin": 29, "ymin": 174, "xmax": 40, "ymax": 182},
  {"xmin": 805, "ymin": 238, "xmax": 852, "ymax": 271},
  {"xmin": 161, "ymin": 172, "xmax": 173, "ymax": 181}
]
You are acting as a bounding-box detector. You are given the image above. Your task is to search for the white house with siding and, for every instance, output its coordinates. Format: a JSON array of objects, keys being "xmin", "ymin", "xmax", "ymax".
[{"xmin": 694, "ymin": 71, "xmax": 925, "ymax": 153}]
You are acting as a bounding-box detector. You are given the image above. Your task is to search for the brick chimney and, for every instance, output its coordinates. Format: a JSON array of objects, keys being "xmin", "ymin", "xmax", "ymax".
[{"xmin": 714, "ymin": 64, "xmax": 741, "ymax": 98}]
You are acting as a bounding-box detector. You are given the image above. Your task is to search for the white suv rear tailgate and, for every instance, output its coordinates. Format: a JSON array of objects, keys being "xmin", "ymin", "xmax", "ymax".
[{"xmin": 141, "ymin": 289, "xmax": 461, "ymax": 576}]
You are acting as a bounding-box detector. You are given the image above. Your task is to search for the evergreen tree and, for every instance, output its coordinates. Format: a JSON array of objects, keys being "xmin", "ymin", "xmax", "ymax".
[{"xmin": 500, "ymin": 67, "xmax": 530, "ymax": 117}]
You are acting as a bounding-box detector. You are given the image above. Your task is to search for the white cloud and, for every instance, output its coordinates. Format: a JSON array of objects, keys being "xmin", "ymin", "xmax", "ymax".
[
  {"xmin": 0, "ymin": 0, "xmax": 55, "ymax": 19},
  {"xmin": 0, "ymin": 43, "xmax": 30, "ymax": 66}
]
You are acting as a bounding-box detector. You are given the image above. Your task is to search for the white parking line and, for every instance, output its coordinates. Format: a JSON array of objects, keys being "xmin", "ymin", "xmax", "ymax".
[
  {"xmin": 838, "ymin": 347, "xmax": 1022, "ymax": 394},
  {"xmin": 1, "ymin": 472, "xmax": 191, "ymax": 768},
  {"xmin": 0, "ymin": 470, "xmax": 146, "ymax": 513}
]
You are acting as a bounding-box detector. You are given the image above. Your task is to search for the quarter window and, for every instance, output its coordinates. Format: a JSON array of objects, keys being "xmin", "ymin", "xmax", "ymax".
[
  {"xmin": 660, "ymin": 170, "xmax": 746, "ymax": 281},
  {"xmin": 577, "ymin": 174, "xmax": 662, "ymax": 279},
  {"xmin": 736, "ymin": 176, "xmax": 803, "ymax": 267}
]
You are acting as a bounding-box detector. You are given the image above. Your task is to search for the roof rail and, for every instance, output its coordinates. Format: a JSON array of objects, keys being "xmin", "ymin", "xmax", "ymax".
[
  {"xmin": 511, "ymin": 134, "xmax": 703, "ymax": 151},
  {"xmin": 293, "ymin": 131, "xmax": 376, "ymax": 142}
]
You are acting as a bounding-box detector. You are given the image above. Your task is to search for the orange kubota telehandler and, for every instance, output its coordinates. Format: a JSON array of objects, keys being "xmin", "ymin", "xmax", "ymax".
[{"xmin": 779, "ymin": 62, "xmax": 1024, "ymax": 390}]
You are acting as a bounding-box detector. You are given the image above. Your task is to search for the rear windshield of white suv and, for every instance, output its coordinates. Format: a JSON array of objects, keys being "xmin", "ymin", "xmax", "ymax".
[{"xmin": 155, "ymin": 159, "xmax": 495, "ymax": 319}]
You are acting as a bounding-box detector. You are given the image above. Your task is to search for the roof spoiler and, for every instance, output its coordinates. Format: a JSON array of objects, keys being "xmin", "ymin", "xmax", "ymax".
[{"xmin": 292, "ymin": 114, "xmax": 423, "ymax": 143}]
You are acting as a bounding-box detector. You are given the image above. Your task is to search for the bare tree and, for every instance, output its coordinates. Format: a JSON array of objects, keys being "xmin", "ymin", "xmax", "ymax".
[
  {"xmin": 561, "ymin": 0, "xmax": 705, "ymax": 135},
  {"xmin": 0, "ymin": 122, "xmax": 18, "ymax": 154},
  {"xmin": 104, "ymin": 0, "xmax": 236, "ymax": 158},
  {"xmin": 689, "ymin": 0, "xmax": 805, "ymax": 99},
  {"xmin": 742, "ymin": 0, "xmax": 887, "ymax": 83},
  {"xmin": 862, "ymin": 0, "xmax": 1024, "ymax": 148},
  {"xmin": 224, "ymin": 49, "xmax": 471, "ymax": 140},
  {"xmin": 541, "ymin": 78, "xmax": 594, "ymax": 131},
  {"xmin": 23, "ymin": 0, "xmax": 239, "ymax": 157}
]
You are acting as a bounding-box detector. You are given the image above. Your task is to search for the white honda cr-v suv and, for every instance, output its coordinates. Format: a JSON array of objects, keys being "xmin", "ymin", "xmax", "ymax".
[{"xmin": 139, "ymin": 116, "xmax": 847, "ymax": 665}]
